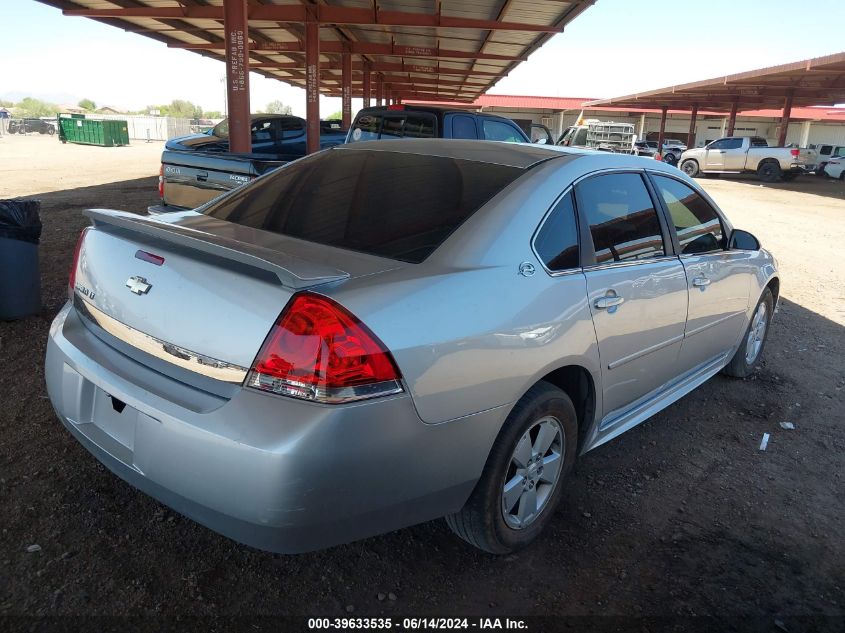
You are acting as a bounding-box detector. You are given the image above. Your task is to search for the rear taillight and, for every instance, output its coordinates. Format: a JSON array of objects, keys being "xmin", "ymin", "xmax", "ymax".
[
  {"xmin": 158, "ymin": 164, "xmax": 164, "ymax": 199},
  {"xmin": 247, "ymin": 293, "xmax": 403, "ymax": 404},
  {"xmin": 68, "ymin": 227, "xmax": 90, "ymax": 299},
  {"xmin": 790, "ymin": 148, "xmax": 800, "ymax": 158}
]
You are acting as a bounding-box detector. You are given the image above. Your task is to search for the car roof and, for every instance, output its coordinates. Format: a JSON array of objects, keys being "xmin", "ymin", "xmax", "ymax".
[
  {"xmin": 333, "ymin": 139, "xmax": 583, "ymax": 169},
  {"xmin": 356, "ymin": 105, "xmax": 509, "ymax": 118}
]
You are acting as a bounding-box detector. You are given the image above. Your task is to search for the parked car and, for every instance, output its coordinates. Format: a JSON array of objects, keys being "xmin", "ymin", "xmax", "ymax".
[
  {"xmin": 8, "ymin": 118, "xmax": 55, "ymax": 135},
  {"xmin": 557, "ymin": 119, "xmax": 635, "ymax": 153},
  {"xmin": 660, "ymin": 139, "xmax": 688, "ymax": 166},
  {"xmin": 679, "ymin": 136, "xmax": 817, "ymax": 182},
  {"xmin": 151, "ymin": 115, "xmax": 347, "ymax": 213},
  {"xmin": 634, "ymin": 140, "xmax": 659, "ymax": 157},
  {"xmin": 346, "ymin": 104, "xmax": 529, "ymax": 144},
  {"xmin": 823, "ymin": 157, "xmax": 844, "ymax": 180},
  {"xmin": 47, "ymin": 140, "xmax": 778, "ymax": 554},
  {"xmin": 811, "ymin": 143, "xmax": 845, "ymax": 176}
]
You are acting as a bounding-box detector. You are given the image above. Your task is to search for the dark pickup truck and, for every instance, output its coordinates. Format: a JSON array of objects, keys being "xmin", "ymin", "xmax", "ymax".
[{"xmin": 151, "ymin": 114, "xmax": 346, "ymax": 214}]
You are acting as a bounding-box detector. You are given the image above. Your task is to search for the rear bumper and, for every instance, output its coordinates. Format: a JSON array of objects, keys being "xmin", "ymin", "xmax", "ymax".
[{"xmin": 46, "ymin": 303, "xmax": 503, "ymax": 553}]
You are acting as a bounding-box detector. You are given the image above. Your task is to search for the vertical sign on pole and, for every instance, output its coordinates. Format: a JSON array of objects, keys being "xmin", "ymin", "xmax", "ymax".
[
  {"xmin": 305, "ymin": 9, "xmax": 320, "ymax": 154},
  {"xmin": 341, "ymin": 45, "xmax": 352, "ymax": 129},
  {"xmin": 223, "ymin": 0, "xmax": 251, "ymax": 153}
]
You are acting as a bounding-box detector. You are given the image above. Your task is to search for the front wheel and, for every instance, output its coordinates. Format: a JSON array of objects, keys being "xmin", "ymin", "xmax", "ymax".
[
  {"xmin": 46, "ymin": 126, "xmax": 55, "ymax": 136},
  {"xmin": 445, "ymin": 382, "xmax": 578, "ymax": 553},
  {"xmin": 663, "ymin": 153, "xmax": 678, "ymax": 166},
  {"xmin": 681, "ymin": 159, "xmax": 699, "ymax": 177},
  {"xmin": 722, "ymin": 288, "xmax": 774, "ymax": 378}
]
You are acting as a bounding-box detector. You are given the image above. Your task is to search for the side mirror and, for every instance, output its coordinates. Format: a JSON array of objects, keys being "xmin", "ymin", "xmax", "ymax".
[{"xmin": 729, "ymin": 229, "xmax": 760, "ymax": 251}]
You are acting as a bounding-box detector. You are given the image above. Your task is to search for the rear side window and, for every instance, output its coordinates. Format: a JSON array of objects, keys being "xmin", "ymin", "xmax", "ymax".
[
  {"xmin": 750, "ymin": 137, "xmax": 768, "ymax": 147},
  {"xmin": 482, "ymin": 119, "xmax": 524, "ymax": 143},
  {"xmin": 203, "ymin": 150, "xmax": 523, "ymax": 263},
  {"xmin": 652, "ymin": 175, "xmax": 724, "ymax": 254},
  {"xmin": 534, "ymin": 192, "xmax": 580, "ymax": 272},
  {"xmin": 350, "ymin": 114, "xmax": 380, "ymax": 141},
  {"xmin": 452, "ymin": 115, "xmax": 478, "ymax": 139},
  {"xmin": 576, "ymin": 173, "xmax": 665, "ymax": 264}
]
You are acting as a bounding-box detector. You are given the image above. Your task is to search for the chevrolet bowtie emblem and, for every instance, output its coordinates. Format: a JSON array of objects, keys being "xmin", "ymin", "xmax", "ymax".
[{"xmin": 126, "ymin": 276, "xmax": 152, "ymax": 295}]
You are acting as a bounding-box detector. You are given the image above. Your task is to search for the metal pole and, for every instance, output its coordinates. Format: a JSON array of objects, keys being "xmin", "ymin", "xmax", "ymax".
[
  {"xmin": 777, "ymin": 91, "xmax": 794, "ymax": 147},
  {"xmin": 362, "ymin": 63, "xmax": 371, "ymax": 108},
  {"xmin": 657, "ymin": 106, "xmax": 668, "ymax": 153},
  {"xmin": 687, "ymin": 104, "xmax": 698, "ymax": 148},
  {"xmin": 376, "ymin": 75, "xmax": 383, "ymax": 106},
  {"xmin": 727, "ymin": 100, "xmax": 738, "ymax": 136},
  {"xmin": 223, "ymin": 0, "xmax": 251, "ymax": 153},
  {"xmin": 341, "ymin": 46, "xmax": 352, "ymax": 129},
  {"xmin": 305, "ymin": 10, "xmax": 320, "ymax": 154}
]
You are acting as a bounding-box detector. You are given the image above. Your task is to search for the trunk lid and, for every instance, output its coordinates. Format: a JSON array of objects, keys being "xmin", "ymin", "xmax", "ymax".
[{"xmin": 73, "ymin": 209, "xmax": 402, "ymax": 385}]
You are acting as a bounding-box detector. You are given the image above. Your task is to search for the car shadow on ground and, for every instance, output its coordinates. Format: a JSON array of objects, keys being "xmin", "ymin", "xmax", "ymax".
[{"xmin": 0, "ymin": 178, "xmax": 842, "ymax": 624}]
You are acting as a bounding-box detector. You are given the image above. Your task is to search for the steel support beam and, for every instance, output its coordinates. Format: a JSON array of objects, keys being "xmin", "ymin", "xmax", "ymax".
[
  {"xmin": 376, "ymin": 77, "xmax": 383, "ymax": 106},
  {"xmin": 657, "ymin": 106, "xmax": 668, "ymax": 153},
  {"xmin": 249, "ymin": 61, "xmax": 507, "ymax": 78},
  {"xmin": 726, "ymin": 100, "xmax": 738, "ymax": 136},
  {"xmin": 777, "ymin": 91, "xmax": 794, "ymax": 147},
  {"xmin": 168, "ymin": 41, "xmax": 525, "ymax": 61},
  {"xmin": 63, "ymin": 5, "xmax": 562, "ymax": 32},
  {"xmin": 341, "ymin": 47, "xmax": 352, "ymax": 129},
  {"xmin": 362, "ymin": 63, "xmax": 371, "ymax": 108},
  {"xmin": 223, "ymin": 0, "xmax": 251, "ymax": 153},
  {"xmin": 305, "ymin": 13, "xmax": 320, "ymax": 154},
  {"xmin": 687, "ymin": 104, "xmax": 698, "ymax": 149}
]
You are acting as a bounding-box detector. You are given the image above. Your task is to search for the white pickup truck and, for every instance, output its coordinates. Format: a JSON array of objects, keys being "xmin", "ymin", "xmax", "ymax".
[{"xmin": 679, "ymin": 136, "xmax": 817, "ymax": 182}]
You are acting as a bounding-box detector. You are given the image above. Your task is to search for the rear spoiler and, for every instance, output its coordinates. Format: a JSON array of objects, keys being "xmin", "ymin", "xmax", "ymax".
[{"xmin": 84, "ymin": 209, "xmax": 349, "ymax": 290}]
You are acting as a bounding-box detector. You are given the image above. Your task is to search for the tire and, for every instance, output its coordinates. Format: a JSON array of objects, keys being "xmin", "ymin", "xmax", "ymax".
[
  {"xmin": 722, "ymin": 288, "xmax": 774, "ymax": 378},
  {"xmin": 445, "ymin": 382, "xmax": 578, "ymax": 554},
  {"xmin": 757, "ymin": 160, "xmax": 782, "ymax": 183},
  {"xmin": 663, "ymin": 153, "xmax": 678, "ymax": 166},
  {"xmin": 680, "ymin": 159, "xmax": 699, "ymax": 177},
  {"xmin": 46, "ymin": 126, "xmax": 55, "ymax": 136}
]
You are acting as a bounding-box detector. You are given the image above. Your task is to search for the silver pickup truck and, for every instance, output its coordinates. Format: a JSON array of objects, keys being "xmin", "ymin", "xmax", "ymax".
[{"xmin": 679, "ymin": 136, "xmax": 817, "ymax": 182}]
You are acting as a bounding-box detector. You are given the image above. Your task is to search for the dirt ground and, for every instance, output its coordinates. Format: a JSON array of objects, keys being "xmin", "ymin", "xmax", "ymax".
[{"xmin": 1, "ymin": 135, "xmax": 843, "ymax": 630}]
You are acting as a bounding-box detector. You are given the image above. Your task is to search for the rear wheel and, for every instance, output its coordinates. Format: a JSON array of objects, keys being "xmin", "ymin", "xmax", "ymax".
[
  {"xmin": 663, "ymin": 153, "xmax": 678, "ymax": 166},
  {"xmin": 681, "ymin": 159, "xmax": 699, "ymax": 177},
  {"xmin": 445, "ymin": 382, "xmax": 578, "ymax": 553},
  {"xmin": 757, "ymin": 160, "xmax": 782, "ymax": 183},
  {"xmin": 46, "ymin": 126, "xmax": 55, "ymax": 136},
  {"xmin": 722, "ymin": 288, "xmax": 773, "ymax": 378}
]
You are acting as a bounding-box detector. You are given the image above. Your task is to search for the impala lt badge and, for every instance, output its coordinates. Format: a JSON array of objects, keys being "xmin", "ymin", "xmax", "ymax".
[{"xmin": 126, "ymin": 276, "xmax": 152, "ymax": 295}]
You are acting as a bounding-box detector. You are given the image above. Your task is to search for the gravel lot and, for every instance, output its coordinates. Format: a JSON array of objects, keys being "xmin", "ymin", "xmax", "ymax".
[{"xmin": 1, "ymin": 135, "xmax": 843, "ymax": 627}]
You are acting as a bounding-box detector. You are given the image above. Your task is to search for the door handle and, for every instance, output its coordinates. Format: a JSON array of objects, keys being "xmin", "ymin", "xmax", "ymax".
[
  {"xmin": 594, "ymin": 296, "xmax": 625, "ymax": 310},
  {"xmin": 693, "ymin": 276, "xmax": 711, "ymax": 288},
  {"xmin": 196, "ymin": 171, "xmax": 208, "ymax": 182}
]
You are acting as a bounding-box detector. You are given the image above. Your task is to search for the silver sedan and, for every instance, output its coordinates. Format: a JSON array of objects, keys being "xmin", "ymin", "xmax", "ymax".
[{"xmin": 46, "ymin": 140, "xmax": 779, "ymax": 553}]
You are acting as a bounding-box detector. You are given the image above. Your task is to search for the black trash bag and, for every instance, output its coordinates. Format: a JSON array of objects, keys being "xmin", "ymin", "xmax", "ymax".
[{"xmin": 0, "ymin": 198, "xmax": 42, "ymax": 244}]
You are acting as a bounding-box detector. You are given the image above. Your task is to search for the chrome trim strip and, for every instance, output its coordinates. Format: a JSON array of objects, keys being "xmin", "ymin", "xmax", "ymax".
[
  {"xmin": 74, "ymin": 296, "xmax": 248, "ymax": 384},
  {"xmin": 583, "ymin": 255, "xmax": 680, "ymax": 272},
  {"xmin": 606, "ymin": 333, "xmax": 685, "ymax": 371},
  {"xmin": 684, "ymin": 310, "xmax": 745, "ymax": 338}
]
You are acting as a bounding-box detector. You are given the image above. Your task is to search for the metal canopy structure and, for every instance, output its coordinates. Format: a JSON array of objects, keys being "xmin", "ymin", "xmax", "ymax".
[
  {"xmin": 584, "ymin": 52, "xmax": 845, "ymax": 149},
  {"xmin": 38, "ymin": 0, "xmax": 595, "ymax": 153}
]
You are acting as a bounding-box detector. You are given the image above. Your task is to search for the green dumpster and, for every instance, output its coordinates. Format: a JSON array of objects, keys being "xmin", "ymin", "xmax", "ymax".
[{"xmin": 57, "ymin": 114, "xmax": 129, "ymax": 147}]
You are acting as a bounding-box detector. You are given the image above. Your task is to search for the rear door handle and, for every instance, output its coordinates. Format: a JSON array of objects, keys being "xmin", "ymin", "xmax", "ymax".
[
  {"xmin": 693, "ymin": 277, "xmax": 711, "ymax": 288},
  {"xmin": 594, "ymin": 296, "xmax": 625, "ymax": 309},
  {"xmin": 196, "ymin": 171, "xmax": 208, "ymax": 182}
]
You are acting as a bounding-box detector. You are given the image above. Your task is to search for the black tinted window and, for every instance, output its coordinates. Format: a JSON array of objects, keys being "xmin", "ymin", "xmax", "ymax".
[
  {"xmin": 204, "ymin": 150, "xmax": 523, "ymax": 263},
  {"xmin": 652, "ymin": 175, "xmax": 724, "ymax": 254},
  {"xmin": 350, "ymin": 114, "xmax": 380, "ymax": 141},
  {"xmin": 482, "ymin": 119, "xmax": 524, "ymax": 143},
  {"xmin": 403, "ymin": 115, "xmax": 435, "ymax": 138},
  {"xmin": 381, "ymin": 117, "xmax": 404, "ymax": 139},
  {"xmin": 577, "ymin": 173, "xmax": 665, "ymax": 264},
  {"xmin": 750, "ymin": 137, "xmax": 768, "ymax": 148},
  {"xmin": 534, "ymin": 192, "xmax": 580, "ymax": 271},
  {"xmin": 452, "ymin": 115, "xmax": 478, "ymax": 139}
]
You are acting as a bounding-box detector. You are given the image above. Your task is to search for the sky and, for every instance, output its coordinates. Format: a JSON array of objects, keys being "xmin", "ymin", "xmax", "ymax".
[{"xmin": 2, "ymin": 0, "xmax": 844, "ymax": 117}]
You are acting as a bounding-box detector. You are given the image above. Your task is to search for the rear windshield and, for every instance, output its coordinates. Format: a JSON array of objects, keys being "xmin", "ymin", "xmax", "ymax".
[
  {"xmin": 203, "ymin": 149, "xmax": 523, "ymax": 263},
  {"xmin": 348, "ymin": 112, "xmax": 437, "ymax": 143}
]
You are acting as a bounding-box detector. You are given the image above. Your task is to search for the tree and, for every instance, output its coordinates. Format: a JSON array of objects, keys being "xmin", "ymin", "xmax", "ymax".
[
  {"xmin": 325, "ymin": 110, "xmax": 343, "ymax": 121},
  {"xmin": 16, "ymin": 97, "xmax": 59, "ymax": 118},
  {"xmin": 262, "ymin": 100, "xmax": 292, "ymax": 115},
  {"xmin": 78, "ymin": 98, "xmax": 96, "ymax": 111},
  {"xmin": 203, "ymin": 111, "xmax": 223, "ymax": 119},
  {"xmin": 165, "ymin": 99, "xmax": 203, "ymax": 119}
]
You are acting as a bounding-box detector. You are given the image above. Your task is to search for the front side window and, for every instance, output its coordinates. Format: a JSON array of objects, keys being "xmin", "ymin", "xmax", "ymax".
[
  {"xmin": 576, "ymin": 173, "xmax": 665, "ymax": 264},
  {"xmin": 534, "ymin": 192, "xmax": 580, "ymax": 272},
  {"xmin": 652, "ymin": 175, "xmax": 725, "ymax": 255},
  {"xmin": 482, "ymin": 119, "xmax": 524, "ymax": 143}
]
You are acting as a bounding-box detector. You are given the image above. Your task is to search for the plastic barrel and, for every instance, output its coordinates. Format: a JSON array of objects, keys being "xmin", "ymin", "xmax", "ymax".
[{"xmin": 0, "ymin": 236, "xmax": 41, "ymax": 319}]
